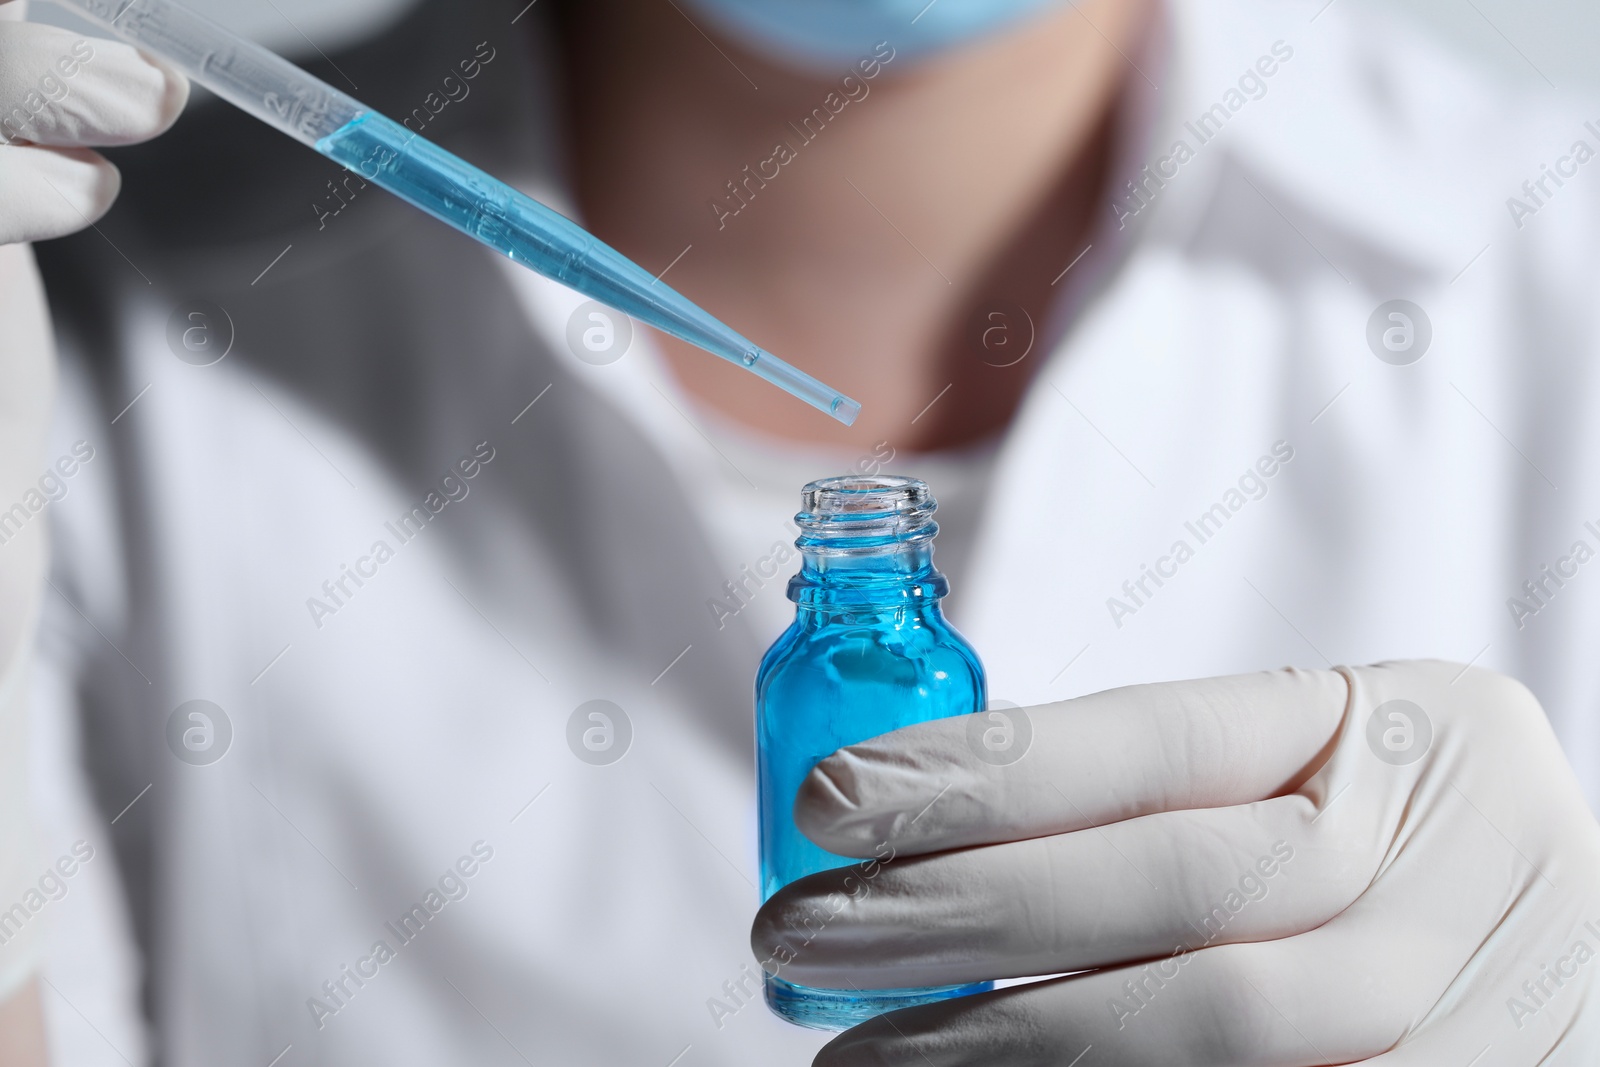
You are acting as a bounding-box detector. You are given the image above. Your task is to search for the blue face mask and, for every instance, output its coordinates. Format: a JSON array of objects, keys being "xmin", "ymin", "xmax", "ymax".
[{"xmin": 679, "ymin": 0, "xmax": 1065, "ymax": 70}]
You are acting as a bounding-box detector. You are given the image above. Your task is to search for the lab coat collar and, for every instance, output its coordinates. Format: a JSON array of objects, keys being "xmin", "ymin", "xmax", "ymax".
[{"xmin": 1151, "ymin": 0, "xmax": 1529, "ymax": 279}]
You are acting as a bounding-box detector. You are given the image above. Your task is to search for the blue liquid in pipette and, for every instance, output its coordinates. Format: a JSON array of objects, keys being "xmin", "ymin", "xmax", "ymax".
[{"xmin": 315, "ymin": 113, "xmax": 859, "ymax": 425}]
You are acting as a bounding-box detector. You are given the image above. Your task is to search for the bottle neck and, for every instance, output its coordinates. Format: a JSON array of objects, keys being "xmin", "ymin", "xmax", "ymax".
[
  {"xmin": 787, "ymin": 474, "xmax": 948, "ymax": 611},
  {"xmin": 788, "ymin": 542, "xmax": 950, "ymax": 610}
]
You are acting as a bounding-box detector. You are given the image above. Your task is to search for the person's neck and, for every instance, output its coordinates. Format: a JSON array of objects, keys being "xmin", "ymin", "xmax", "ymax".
[{"xmin": 562, "ymin": 0, "xmax": 1148, "ymax": 451}]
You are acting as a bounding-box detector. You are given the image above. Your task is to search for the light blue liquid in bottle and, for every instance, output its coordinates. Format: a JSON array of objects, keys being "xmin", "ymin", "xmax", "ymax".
[{"xmin": 756, "ymin": 475, "xmax": 992, "ymax": 1030}]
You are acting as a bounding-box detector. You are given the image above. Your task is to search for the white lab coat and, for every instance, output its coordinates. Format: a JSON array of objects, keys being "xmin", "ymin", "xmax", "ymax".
[{"xmin": 22, "ymin": 0, "xmax": 1600, "ymax": 1063}]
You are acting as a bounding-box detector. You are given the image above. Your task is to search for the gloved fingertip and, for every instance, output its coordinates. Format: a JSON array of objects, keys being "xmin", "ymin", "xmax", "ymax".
[
  {"xmin": 60, "ymin": 148, "xmax": 122, "ymax": 226},
  {"xmin": 0, "ymin": 147, "xmax": 120, "ymax": 245},
  {"xmin": 46, "ymin": 36, "xmax": 194, "ymax": 146},
  {"xmin": 796, "ymin": 755, "xmax": 858, "ymax": 819},
  {"xmin": 747, "ymin": 902, "xmax": 781, "ymax": 962},
  {"xmin": 813, "ymin": 1018, "xmax": 904, "ymax": 1067},
  {"xmin": 749, "ymin": 892, "xmax": 815, "ymax": 975},
  {"xmin": 144, "ymin": 54, "xmax": 192, "ymax": 133},
  {"xmin": 794, "ymin": 752, "xmax": 891, "ymax": 856}
]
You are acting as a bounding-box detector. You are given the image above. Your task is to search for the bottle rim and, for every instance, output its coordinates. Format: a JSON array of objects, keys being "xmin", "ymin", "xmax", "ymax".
[{"xmin": 795, "ymin": 474, "xmax": 938, "ymax": 547}]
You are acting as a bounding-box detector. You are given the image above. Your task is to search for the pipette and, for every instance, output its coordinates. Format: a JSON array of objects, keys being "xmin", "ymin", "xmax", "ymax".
[{"xmin": 52, "ymin": 0, "xmax": 861, "ymax": 426}]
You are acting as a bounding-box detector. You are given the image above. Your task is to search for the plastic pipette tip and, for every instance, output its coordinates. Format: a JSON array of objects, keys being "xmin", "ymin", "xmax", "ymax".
[{"xmin": 830, "ymin": 395, "xmax": 862, "ymax": 426}]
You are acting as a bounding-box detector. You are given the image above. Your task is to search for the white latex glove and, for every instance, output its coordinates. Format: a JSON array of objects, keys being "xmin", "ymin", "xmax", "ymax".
[
  {"xmin": 0, "ymin": 0, "xmax": 185, "ymax": 1001},
  {"xmin": 0, "ymin": 2, "xmax": 187, "ymax": 244},
  {"xmin": 754, "ymin": 660, "xmax": 1600, "ymax": 1065}
]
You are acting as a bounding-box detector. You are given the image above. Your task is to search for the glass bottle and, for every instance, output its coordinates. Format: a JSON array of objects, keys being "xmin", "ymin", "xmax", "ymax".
[{"xmin": 755, "ymin": 474, "xmax": 992, "ymax": 1030}]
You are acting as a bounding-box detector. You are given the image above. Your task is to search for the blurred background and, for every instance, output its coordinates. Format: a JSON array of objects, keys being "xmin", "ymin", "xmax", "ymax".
[
  {"xmin": 29, "ymin": 0, "xmax": 1600, "ymax": 97},
  {"xmin": 1390, "ymin": 0, "xmax": 1600, "ymax": 95}
]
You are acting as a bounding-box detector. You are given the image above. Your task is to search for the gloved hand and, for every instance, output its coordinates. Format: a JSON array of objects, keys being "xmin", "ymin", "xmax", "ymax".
[
  {"xmin": 0, "ymin": 0, "xmax": 187, "ymax": 244},
  {"xmin": 0, "ymin": 0, "xmax": 185, "ymax": 1005},
  {"xmin": 753, "ymin": 660, "xmax": 1600, "ymax": 1065}
]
